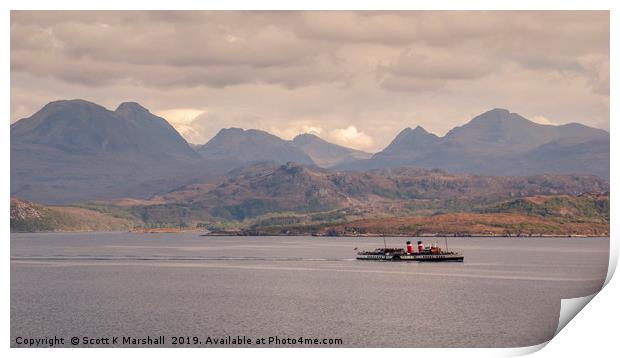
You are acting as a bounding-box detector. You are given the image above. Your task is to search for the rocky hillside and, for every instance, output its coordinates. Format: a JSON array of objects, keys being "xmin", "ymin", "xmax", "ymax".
[
  {"xmin": 11, "ymin": 198, "xmax": 133, "ymax": 232},
  {"xmin": 186, "ymin": 162, "xmax": 607, "ymax": 204},
  {"xmin": 314, "ymin": 212, "xmax": 609, "ymax": 237},
  {"xmin": 232, "ymin": 193, "xmax": 610, "ymax": 237},
  {"xmin": 117, "ymin": 162, "xmax": 609, "ymax": 227}
]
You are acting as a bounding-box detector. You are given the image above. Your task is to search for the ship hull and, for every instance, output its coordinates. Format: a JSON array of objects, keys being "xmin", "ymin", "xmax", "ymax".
[{"xmin": 356, "ymin": 254, "xmax": 464, "ymax": 262}]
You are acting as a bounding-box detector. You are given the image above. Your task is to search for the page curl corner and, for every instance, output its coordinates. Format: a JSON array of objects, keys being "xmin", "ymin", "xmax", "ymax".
[{"xmin": 554, "ymin": 293, "xmax": 596, "ymax": 338}]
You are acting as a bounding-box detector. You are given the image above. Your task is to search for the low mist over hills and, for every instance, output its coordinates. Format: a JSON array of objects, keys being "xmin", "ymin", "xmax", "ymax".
[{"xmin": 10, "ymin": 100, "xmax": 609, "ymax": 207}]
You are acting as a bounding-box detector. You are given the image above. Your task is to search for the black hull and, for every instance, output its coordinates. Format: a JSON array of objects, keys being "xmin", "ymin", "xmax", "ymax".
[{"xmin": 356, "ymin": 254, "xmax": 464, "ymax": 262}]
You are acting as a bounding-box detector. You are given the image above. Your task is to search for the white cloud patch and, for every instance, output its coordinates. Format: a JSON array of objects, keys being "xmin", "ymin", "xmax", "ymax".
[
  {"xmin": 155, "ymin": 108, "xmax": 206, "ymax": 144},
  {"xmin": 328, "ymin": 125, "xmax": 374, "ymax": 150},
  {"xmin": 156, "ymin": 108, "xmax": 205, "ymax": 124},
  {"xmin": 269, "ymin": 125, "xmax": 324, "ymax": 140},
  {"xmin": 531, "ymin": 115, "xmax": 554, "ymax": 125},
  {"xmin": 301, "ymin": 126, "xmax": 323, "ymax": 135}
]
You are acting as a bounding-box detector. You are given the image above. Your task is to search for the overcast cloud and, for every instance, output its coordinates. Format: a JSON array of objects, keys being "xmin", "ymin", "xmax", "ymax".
[{"xmin": 10, "ymin": 11, "xmax": 609, "ymax": 152}]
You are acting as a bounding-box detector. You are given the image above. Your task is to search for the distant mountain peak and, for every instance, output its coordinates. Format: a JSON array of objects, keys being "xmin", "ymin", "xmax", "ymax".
[
  {"xmin": 375, "ymin": 125, "xmax": 439, "ymax": 158},
  {"xmin": 299, "ymin": 132, "xmax": 317, "ymax": 137},
  {"xmin": 394, "ymin": 125, "xmax": 432, "ymax": 137},
  {"xmin": 444, "ymin": 108, "xmax": 540, "ymax": 143},
  {"xmin": 392, "ymin": 127, "xmax": 413, "ymax": 138},
  {"xmin": 115, "ymin": 102, "xmax": 150, "ymax": 116},
  {"xmin": 290, "ymin": 132, "xmax": 372, "ymax": 168},
  {"xmin": 199, "ymin": 127, "xmax": 315, "ymax": 166},
  {"xmin": 340, "ymin": 108, "xmax": 608, "ymax": 179},
  {"xmin": 292, "ymin": 132, "xmax": 322, "ymax": 145},
  {"xmin": 37, "ymin": 99, "xmax": 107, "ymax": 114},
  {"xmin": 45, "ymin": 98, "xmax": 98, "ymax": 107},
  {"xmin": 293, "ymin": 132, "xmax": 319, "ymax": 139},
  {"xmin": 12, "ymin": 98, "xmax": 196, "ymax": 157},
  {"xmin": 11, "ymin": 99, "xmax": 204, "ymax": 203},
  {"xmin": 412, "ymin": 125, "xmax": 430, "ymax": 134},
  {"xmin": 216, "ymin": 127, "xmax": 245, "ymax": 135},
  {"xmin": 466, "ymin": 108, "xmax": 512, "ymax": 123},
  {"xmin": 391, "ymin": 125, "xmax": 437, "ymax": 143},
  {"xmin": 211, "ymin": 127, "xmax": 281, "ymax": 139},
  {"xmin": 486, "ymin": 107, "xmax": 510, "ymax": 115}
]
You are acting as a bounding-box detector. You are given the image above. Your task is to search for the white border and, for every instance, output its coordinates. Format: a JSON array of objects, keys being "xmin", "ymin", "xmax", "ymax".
[{"xmin": 3, "ymin": 1, "xmax": 616, "ymax": 358}]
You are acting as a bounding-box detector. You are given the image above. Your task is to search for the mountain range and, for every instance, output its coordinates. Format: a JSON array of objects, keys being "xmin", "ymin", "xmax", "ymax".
[
  {"xmin": 11, "ymin": 100, "xmax": 214, "ymax": 203},
  {"xmin": 10, "ymin": 100, "xmax": 609, "ymax": 205},
  {"xmin": 337, "ymin": 109, "xmax": 609, "ymax": 179}
]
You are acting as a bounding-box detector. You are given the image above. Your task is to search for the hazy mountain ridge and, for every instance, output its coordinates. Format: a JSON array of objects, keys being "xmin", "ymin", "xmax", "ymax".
[
  {"xmin": 10, "ymin": 100, "xmax": 609, "ymax": 206},
  {"xmin": 10, "ymin": 99, "xmax": 219, "ymax": 204},
  {"xmin": 11, "ymin": 99, "xmax": 197, "ymax": 157},
  {"xmin": 290, "ymin": 133, "xmax": 372, "ymax": 167},
  {"xmin": 381, "ymin": 126, "xmax": 440, "ymax": 155},
  {"xmin": 338, "ymin": 108, "xmax": 609, "ymax": 178},
  {"xmin": 198, "ymin": 127, "xmax": 315, "ymax": 166}
]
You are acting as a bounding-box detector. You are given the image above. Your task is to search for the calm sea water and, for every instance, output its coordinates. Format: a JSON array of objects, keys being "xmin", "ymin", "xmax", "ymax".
[{"xmin": 10, "ymin": 233, "xmax": 609, "ymax": 347}]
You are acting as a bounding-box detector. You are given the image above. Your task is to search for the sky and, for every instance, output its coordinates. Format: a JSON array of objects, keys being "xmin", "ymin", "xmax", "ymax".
[{"xmin": 10, "ymin": 11, "xmax": 609, "ymax": 152}]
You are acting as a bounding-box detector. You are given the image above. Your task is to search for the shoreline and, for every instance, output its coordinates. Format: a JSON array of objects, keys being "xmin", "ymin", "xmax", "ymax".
[
  {"xmin": 10, "ymin": 230, "xmax": 608, "ymax": 238},
  {"xmin": 198, "ymin": 232, "xmax": 607, "ymax": 238}
]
